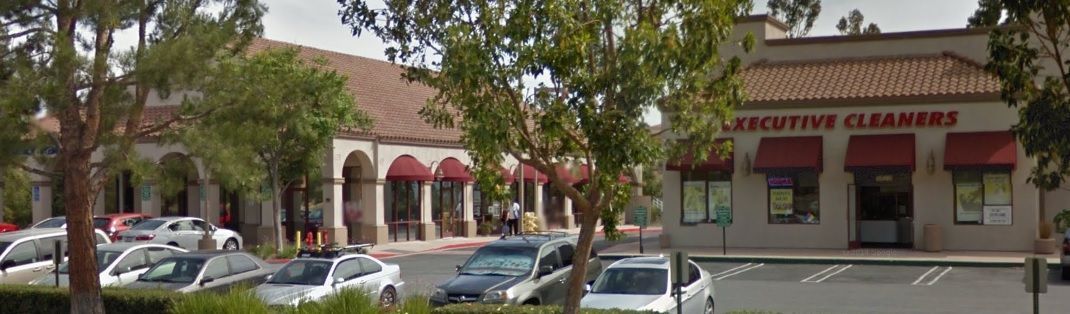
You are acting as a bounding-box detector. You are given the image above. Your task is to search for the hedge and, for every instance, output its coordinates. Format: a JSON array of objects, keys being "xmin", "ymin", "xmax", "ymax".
[
  {"xmin": 432, "ymin": 304, "xmax": 654, "ymax": 314},
  {"xmin": 0, "ymin": 284, "xmax": 180, "ymax": 314}
]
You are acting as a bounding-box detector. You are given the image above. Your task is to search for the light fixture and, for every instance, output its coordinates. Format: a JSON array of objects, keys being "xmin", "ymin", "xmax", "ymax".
[
  {"xmin": 926, "ymin": 150, "xmax": 936, "ymax": 175},
  {"xmin": 742, "ymin": 153, "xmax": 752, "ymax": 176}
]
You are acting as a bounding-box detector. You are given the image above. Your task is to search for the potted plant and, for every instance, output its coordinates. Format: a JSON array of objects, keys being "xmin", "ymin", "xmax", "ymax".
[
  {"xmin": 1054, "ymin": 209, "xmax": 1070, "ymax": 234},
  {"xmin": 1036, "ymin": 221, "xmax": 1057, "ymax": 254}
]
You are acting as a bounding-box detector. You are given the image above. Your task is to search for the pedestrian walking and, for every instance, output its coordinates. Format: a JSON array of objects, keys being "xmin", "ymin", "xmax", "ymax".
[
  {"xmin": 500, "ymin": 203, "xmax": 510, "ymax": 239},
  {"xmin": 508, "ymin": 199, "xmax": 521, "ymax": 235}
]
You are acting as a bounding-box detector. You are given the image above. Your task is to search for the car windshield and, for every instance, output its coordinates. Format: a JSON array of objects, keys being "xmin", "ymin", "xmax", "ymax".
[
  {"xmin": 35, "ymin": 218, "xmax": 66, "ymax": 228},
  {"xmin": 58, "ymin": 250, "xmax": 124, "ymax": 274},
  {"xmin": 130, "ymin": 220, "xmax": 166, "ymax": 231},
  {"xmin": 267, "ymin": 260, "xmax": 333, "ymax": 285},
  {"xmin": 93, "ymin": 218, "xmax": 110, "ymax": 229},
  {"xmin": 459, "ymin": 246, "xmax": 537, "ymax": 277},
  {"xmin": 138, "ymin": 257, "xmax": 205, "ymax": 284},
  {"xmin": 591, "ymin": 268, "xmax": 668, "ymax": 295}
]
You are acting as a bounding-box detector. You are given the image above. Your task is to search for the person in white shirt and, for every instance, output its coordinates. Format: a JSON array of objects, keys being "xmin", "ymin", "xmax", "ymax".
[{"xmin": 508, "ymin": 199, "xmax": 521, "ymax": 235}]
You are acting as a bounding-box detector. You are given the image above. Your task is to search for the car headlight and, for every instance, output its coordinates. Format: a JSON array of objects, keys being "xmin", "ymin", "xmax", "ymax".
[
  {"xmin": 481, "ymin": 290, "xmax": 511, "ymax": 303},
  {"xmin": 431, "ymin": 288, "xmax": 447, "ymax": 301}
]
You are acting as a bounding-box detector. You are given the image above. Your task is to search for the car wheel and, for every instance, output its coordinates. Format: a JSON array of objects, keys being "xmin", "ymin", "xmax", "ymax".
[
  {"xmin": 704, "ymin": 297, "xmax": 714, "ymax": 314},
  {"xmin": 223, "ymin": 238, "xmax": 239, "ymax": 251},
  {"xmin": 167, "ymin": 242, "xmax": 180, "ymax": 248},
  {"xmin": 379, "ymin": 286, "xmax": 396, "ymax": 307},
  {"xmin": 1063, "ymin": 266, "xmax": 1070, "ymax": 281}
]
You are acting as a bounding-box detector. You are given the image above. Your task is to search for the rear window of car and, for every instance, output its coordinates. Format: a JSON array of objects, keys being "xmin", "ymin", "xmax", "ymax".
[
  {"xmin": 35, "ymin": 218, "xmax": 66, "ymax": 228},
  {"xmin": 130, "ymin": 220, "xmax": 166, "ymax": 231},
  {"xmin": 93, "ymin": 218, "xmax": 110, "ymax": 229}
]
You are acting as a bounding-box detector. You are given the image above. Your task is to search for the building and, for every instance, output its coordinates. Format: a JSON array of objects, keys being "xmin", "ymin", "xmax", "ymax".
[
  {"xmin": 22, "ymin": 38, "xmax": 599, "ymax": 246},
  {"xmin": 660, "ymin": 15, "xmax": 1069, "ymax": 252}
]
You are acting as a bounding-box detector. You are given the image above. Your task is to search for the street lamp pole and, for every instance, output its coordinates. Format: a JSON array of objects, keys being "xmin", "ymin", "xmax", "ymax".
[{"xmin": 519, "ymin": 163, "xmax": 525, "ymax": 231}]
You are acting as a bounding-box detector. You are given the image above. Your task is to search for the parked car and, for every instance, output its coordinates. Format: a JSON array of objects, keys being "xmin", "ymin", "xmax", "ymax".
[
  {"xmin": 117, "ymin": 217, "xmax": 242, "ymax": 251},
  {"xmin": 0, "ymin": 228, "xmax": 112, "ymax": 284},
  {"xmin": 580, "ymin": 256, "xmax": 714, "ymax": 314},
  {"xmin": 30, "ymin": 217, "xmax": 66, "ymax": 229},
  {"xmin": 95, "ymin": 213, "xmax": 153, "ymax": 241},
  {"xmin": 124, "ymin": 251, "xmax": 272, "ymax": 293},
  {"xmin": 0, "ymin": 223, "xmax": 18, "ymax": 233},
  {"xmin": 1062, "ymin": 229, "xmax": 1070, "ymax": 280},
  {"xmin": 30, "ymin": 243, "xmax": 186, "ymax": 287},
  {"xmin": 256, "ymin": 245, "xmax": 403, "ymax": 307},
  {"xmin": 430, "ymin": 232, "xmax": 603, "ymax": 306}
]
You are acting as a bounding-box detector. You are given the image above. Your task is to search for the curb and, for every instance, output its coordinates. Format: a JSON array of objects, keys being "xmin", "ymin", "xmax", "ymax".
[{"xmin": 598, "ymin": 253, "xmax": 1061, "ymax": 269}]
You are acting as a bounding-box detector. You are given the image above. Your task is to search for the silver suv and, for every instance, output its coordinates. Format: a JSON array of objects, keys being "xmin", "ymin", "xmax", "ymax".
[
  {"xmin": 0, "ymin": 228, "xmax": 111, "ymax": 284},
  {"xmin": 430, "ymin": 232, "xmax": 603, "ymax": 306}
]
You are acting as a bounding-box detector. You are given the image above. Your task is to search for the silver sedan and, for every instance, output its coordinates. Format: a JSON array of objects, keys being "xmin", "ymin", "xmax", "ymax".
[
  {"xmin": 581, "ymin": 256, "xmax": 715, "ymax": 314},
  {"xmin": 31, "ymin": 243, "xmax": 187, "ymax": 287}
]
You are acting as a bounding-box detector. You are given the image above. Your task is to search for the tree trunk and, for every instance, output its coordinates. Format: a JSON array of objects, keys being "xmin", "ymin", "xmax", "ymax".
[
  {"xmin": 562, "ymin": 204, "xmax": 600, "ymax": 314},
  {"xmin": 271, "ymin": 171, "xmax": 283, "ymax": 253},
  {"xmin": 65, "ymin": 153, "xmax": 103, "ymax": 314}
]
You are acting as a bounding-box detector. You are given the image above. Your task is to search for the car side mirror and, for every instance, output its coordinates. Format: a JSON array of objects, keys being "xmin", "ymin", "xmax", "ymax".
[
  {"xmin": 332, "ymin": 277, "xmax": 345, "ymax": 286},
  {"xmin": 114, "ymin": 266, "xmax": 133, "ymax": 276},
  {"xmin": 584, "ymin": 284, "xmax": 592, "ymax": 293},
  {"xmin": 199, "ymin": 276, "xmax": 215, "ymax": 286},
  {"xmin": 537, "ymin": 265, "xmax": 554, "ymax": 278},
  {"xmin": 455, "ymin": 265, "xmax": 462, "ymax": 273},
  {"xmin": 264, "ymin": 274, "xmax": 273, "ymax": 282},
  {"xmin": 0, "ymin": 260, "xmax": 12, "ymax": 271}
]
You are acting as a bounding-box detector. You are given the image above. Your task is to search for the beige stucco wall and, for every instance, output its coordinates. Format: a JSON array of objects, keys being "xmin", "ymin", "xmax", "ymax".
[{"xmin": 662, "ymin": 101, "xmax": 1040, "ymax": 251}]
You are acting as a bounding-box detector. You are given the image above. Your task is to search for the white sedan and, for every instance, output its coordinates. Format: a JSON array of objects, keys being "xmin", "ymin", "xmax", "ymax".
[
  {"xmin": 256, "ymin": 247, "xmax": 404, "ymax": 307},
  {"xmin": 581, "ymin": 256, "xmax": 715, "ymax": 314},
  {"xmin": 31, "ymin": 243, "xmax": 187, "ymax": 287},
  {"xmin": 118, "ymin": 217, "xmax": 243, "ymax": 251}
]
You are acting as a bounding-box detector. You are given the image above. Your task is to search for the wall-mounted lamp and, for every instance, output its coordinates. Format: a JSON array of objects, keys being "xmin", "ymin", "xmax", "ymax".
[
  {"xmin": 926, "ymin": 150, "xmax": 936, "ymax": 175},
  {"xmin": 742, "ymin": 153, "xmax": 752, "ymax": 176}
]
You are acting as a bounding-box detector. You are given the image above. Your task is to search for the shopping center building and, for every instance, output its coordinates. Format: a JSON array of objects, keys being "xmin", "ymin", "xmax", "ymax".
[
  {"xmin": 23, "ymin": 38, "xmax": 604, "ymax": 246},
  {"xmin": 660, "ymin": 15, "xmax": 1070, "ymax": 251}
]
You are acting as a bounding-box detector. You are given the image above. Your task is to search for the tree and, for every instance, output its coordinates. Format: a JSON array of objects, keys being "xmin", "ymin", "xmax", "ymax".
[
  {"xmin": 767, "ymin": 0, "xmax": 822, "ymax": 38},
  {"xmin": 172, "ymin": 48, "xmax": 371, "ymax": 253},
  {"xmin": 0, "ymin": 1, "xmax": 264, "ymax": 312},
  {"xmin": 836, "ymin": 9, "xmax": 880, "ymax": 35},
  {"xmin": 338, "ymin": 0, "xmax": 752, "ymax": 312},
  {"xmin": 970, "ymin": 1, "xmax": 1070, "ymax": 190}
]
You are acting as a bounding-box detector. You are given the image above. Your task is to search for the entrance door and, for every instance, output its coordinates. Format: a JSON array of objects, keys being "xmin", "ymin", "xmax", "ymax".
[{"xmin": 855, "ymin": 171, "xmax": 913, "ymax": 248}]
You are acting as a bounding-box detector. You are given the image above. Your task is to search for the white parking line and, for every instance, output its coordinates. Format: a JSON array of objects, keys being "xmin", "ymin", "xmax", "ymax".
[
  {"xmin": 713, "ymin": 263, "xmax": 764, "ymax": 281},
  {"xmin": 710, "ymin": 263, "xmax": 755, "ymax": 277},
  {"xmin": 801, "ymin": 264, "xmax": 853, "ymax": 283},
  {"xmin": 912, "ymin": 266, "xmax": 953, "ymax": 286}
]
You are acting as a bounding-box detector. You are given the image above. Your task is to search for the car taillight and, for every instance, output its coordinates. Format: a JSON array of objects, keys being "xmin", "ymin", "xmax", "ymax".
[{"xmin": 135, "ymin": 234, "xmax": 155, "ymax": 241}]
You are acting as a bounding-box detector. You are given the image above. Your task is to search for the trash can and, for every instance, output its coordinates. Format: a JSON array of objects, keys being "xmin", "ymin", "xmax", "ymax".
[{"xmin": 923, "ymin": 224, "xmax": 941, "ymax": 252}]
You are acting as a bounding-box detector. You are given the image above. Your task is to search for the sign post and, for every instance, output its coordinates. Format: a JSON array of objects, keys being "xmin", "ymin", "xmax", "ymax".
[
  {"xmin": 1024, "ymin": 256, "xmax": 1047, "ymax": 314},
  {"xmin": 670, "ymin": 251, "xmax": 688, "ymax": 314},
  {"xmin": 53, "ymin": 240, "xmax": 62, "ymax": 288},
  {"xmin": 715, "ymin": 207, "xmax": 732, "ymax": 255},
  {"xmin": 634, "ymin": 206, "xmax": 648, "ymax": 254}
]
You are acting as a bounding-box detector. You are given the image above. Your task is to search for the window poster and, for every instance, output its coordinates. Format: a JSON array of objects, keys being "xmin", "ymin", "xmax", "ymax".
[
  {"xmin": 769, "ymin": 188, "xmax": 794, "ymax": 215},
  {"xmin": 956, "ymin": 183, "xmax": 983, "ymax": 222},
  {"xmin": 683, "ymin": 181, "xmax": 706, "ymax": 223},
  {"xmin": 982, "ymin": 172, "xmax": 1011, "ymax": 205},
  {"xmin": 983, "ymin": 205, "xmax": 1012, "ymax": 225},
  {"xmin": 707, "ymin": 181, "xmax": 732, "ymax": 220}
]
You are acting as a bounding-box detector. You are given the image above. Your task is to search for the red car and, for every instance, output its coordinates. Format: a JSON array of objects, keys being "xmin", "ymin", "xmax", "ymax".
[
  {"xmin": 0, "ymin": 222, "xmax": 17, "ymax": 233},
  {"xmin": 94, "ymin": 213, "xmax": 152, "ymax": 241}
]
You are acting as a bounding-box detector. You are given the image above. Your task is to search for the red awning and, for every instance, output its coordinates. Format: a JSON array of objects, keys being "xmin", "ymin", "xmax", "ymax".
[
  {"xmin": 844, "ymin": 134, "xmax": 915, "ymax": 171},
  {"xmin": 944, "ymin": 131, "xmax": 1017, "ymax": 169},
  {"xmin": 499, "ymin": 166, "xmax": 515, "ymax": 183},
  {"xmin": 753, "ymin": 136, "xmax": 823, "ymax": 172},
  {"xmin": 554, "ymin": 165, "xmax": 577, "ymax": 184},
  {"xmin": 435, "ymin": 157, "xmax": 473, "ymax": 182},
  {"xmin": 386, "ymin": 155, "xmax": 434, "ymax": 181},
  {"xmin": 514, "ymin": 164, "xmax": 549, "ymax": 183},
  {"xmin": 576, "ymin": 164, "xmax": 631, "ymax": 185},
  {"xmin": 666, "ymin": 139, "xmax": 734, "ymax": 172}
]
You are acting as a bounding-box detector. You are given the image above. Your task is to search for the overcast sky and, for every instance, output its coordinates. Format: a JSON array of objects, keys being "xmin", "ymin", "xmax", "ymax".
[{"xmin": 259, "ymin": 0, "xmax": 983, "ymax": 125}]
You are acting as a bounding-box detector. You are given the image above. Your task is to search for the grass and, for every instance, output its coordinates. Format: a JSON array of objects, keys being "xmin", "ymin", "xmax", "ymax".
[{"xmin": 249, "ymin": 244, "xmax": 300, "ymax": 260}]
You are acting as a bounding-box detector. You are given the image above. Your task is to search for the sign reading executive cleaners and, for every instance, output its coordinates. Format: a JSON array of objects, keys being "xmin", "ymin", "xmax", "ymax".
[{"xmin": 724, "ymin": 111, "xmax": 959, "ymax": 132}]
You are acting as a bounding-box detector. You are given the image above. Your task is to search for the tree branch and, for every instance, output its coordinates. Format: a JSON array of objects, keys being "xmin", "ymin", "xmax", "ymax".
[
  {"xmin": 19, "ymin": 164, "xmax": 59, "ymax": 178},
  {"xmin": 134, "ymin": 107, "xmax": 220, "ymax": 139}
]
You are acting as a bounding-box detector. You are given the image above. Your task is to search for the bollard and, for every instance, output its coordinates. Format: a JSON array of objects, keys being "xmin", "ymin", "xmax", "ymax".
[
  {"xmin": 295, "ymin": 231, "xmax": 302, "ymax": 250},
  {"xmin": 316, "ymin": 231, "xmax": 323, "ymax": 248}
]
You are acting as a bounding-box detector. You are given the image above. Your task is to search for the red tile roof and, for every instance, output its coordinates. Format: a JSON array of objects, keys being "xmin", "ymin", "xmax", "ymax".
[
  {"xmin": 740, "ymin": 52, "xmax": 1000, "ymax": 106},
  {"xmin": 247, "ymin": 38, "xmax": 460, "ymax": 145}
]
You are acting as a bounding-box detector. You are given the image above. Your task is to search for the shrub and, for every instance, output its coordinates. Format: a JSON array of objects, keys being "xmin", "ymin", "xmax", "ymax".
[
  {"xmin": 396, "ymin": 294, "xmax": 433, "ymax": 314},
  {"xmin": 1055, "ymin": 209, "xmax": 1070, "ymax": 233},
  {"xmin": 294, "ymin": 287, "xmax": 379, "ymax": 314},
  {"xmin": 170, "ymin": 287, "xmax": 268, "ymax": 314},
  {"xmin": 432, "ymin": 304, "xmax": 653, "ymax": 314},
  {"xmin": 249, "ymin": 244, "xmax": 300, "ymax": 260},
  {"xmin": 0, "ymin": 284, "xmax": 179, "ymax": 314}
]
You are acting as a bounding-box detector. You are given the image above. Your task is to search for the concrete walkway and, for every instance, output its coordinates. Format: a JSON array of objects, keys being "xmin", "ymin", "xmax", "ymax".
[
  {"xmin": 367, "ymin": 224, "xmax": 655, "ymax": 259},
  {"xmin": 598, "ymin": 239, "xmax": 1061, "ymax": 267}
]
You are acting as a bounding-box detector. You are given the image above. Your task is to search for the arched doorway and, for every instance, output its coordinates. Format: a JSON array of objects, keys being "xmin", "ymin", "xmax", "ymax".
[
  {"xmin": 385, "ymin": 155, "xmax": 433, "ymax": 242},
  {"xmin": 432, "ymin": 157, "xmax": 471, "ymax": 238},
  {"xmin": 341, "ymin": 150, "xmax": 375, "ymax": 244},
  {"xmin": 158, "ymin": 153, "xmax": 199, "ymax": 217},
  {"xmin": 103, "ymin": 170, "xmax": 135, "ymax": 214}
]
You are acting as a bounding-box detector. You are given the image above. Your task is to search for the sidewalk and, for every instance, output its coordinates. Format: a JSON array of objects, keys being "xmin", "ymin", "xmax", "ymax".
[
  {"xmin": 366, "ymin": 224, "xmax": 656, "ymax": 259},
  {"xmin": 598, "ymin": 240, "xmax": 1061, "ymax": 268}
]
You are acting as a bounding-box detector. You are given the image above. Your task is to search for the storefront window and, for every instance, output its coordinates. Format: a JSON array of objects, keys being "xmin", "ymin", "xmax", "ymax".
[
  {"xmin": 953, "ymin": 170, "xmax": 1012, "ymax": 225},
  {"xmin": 767, "ymin": 171, "xmax": 820, "ymax": 224},
  {"xmin": 680, "ymin": 171, "xmax": 731, "ymax": 224}
]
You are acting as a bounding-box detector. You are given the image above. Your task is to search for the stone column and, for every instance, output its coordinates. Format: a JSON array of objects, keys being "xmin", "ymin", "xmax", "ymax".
[
  {"xmin": 463, "ymin": 183, "xmax": 476, "ymax": 237},
  {"xmin": 562, "ymin": 197, "xmax": 574, "ymax": 230},
  {"xmin": 135, "ymin": 182, "xmax": 162, "ymax": 217},
  {"xmin": 205, "ymin": 180, "xmax": 220, "ymax": 225},
  {"xmin": 363, "ymin": 179, "xmax": 387, "ymax": 244},
  {"xmin": 256, "ymin": 185, "xmax": 277, "ymax": 245},
  {"xmin": 534, "ymin": 183, "xmax": 546, "ymax": 231},
  {"xmin": 420, "ymin": 181, "xmax": 435, "ymax": 240},
  {"xmin": 322, "ymin": 177, "xmax": 347, "ymax": 246},
  {"xmin": 186, "ymin": 182, "xmax": 200, "ymax": 217},
  {"xmin": 31, "ymin": 181, "xmax": 52, "ymax": 224},
  {"xmin": 93, "ymin": 189, "xmax": 106, "ymax": 216}
]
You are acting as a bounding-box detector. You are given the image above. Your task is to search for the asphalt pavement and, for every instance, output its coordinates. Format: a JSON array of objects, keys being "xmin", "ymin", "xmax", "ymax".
[{"xmin": 388, "ymin": 232, "xmax": 1070, "ymax": 313}]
